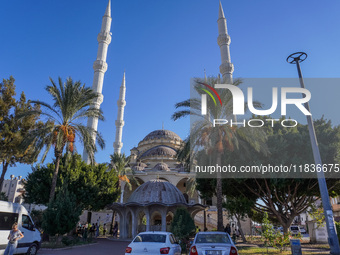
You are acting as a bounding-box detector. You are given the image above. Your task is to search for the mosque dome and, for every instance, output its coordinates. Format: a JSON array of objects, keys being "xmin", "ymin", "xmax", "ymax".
[
  {"xmin": 127, "ymin": 179, "xmax": 186, "ymax": 204},
  {"xmin": 140, "ymin": 146, "xmax": 177, "ymax": 158},
  {"xmin": 152, "ymin": 162, "xmax": 170, "ymax": 171},
  {"xmin": 141, "ymin": 130, "xmax": 182, "ymax": 142}
]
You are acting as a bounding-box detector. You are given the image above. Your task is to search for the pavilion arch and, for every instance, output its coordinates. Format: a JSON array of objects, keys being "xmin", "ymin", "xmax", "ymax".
[
  {"xmin": 176, "ymin": 178, "xmax": 188, "ymax": 193},
  {"xmin": 166, "ymin": 211, "xmax": 174, "ymax": 231}
]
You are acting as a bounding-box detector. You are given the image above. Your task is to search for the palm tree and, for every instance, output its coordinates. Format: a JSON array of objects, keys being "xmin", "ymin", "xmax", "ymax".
[
  {"xmin": 20, "ymin": 77, "xmax": 105, "ymax": 203},
  {"xmin": 172, "ymin": 76, "xmax": 268, "ymax": 231},
  {"xmin": 108, "ymin": 152, "xmax": 133, "ymax": 189}
]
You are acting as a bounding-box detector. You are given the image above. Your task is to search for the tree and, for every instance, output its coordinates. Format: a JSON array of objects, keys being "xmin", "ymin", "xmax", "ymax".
[
  {"xmin": 0, "ymin": 76, "xmax": 41, "ymax": 189},
  {"xmin": 172, "ymin": 76, "xmax": 268, "ymax": 231},
  {"xmin": 23, "ymin": 154, "xmax": 120, "ymax": 211},
  {"xmin": 223, "ymin": 196, "xmax": 255, "ymax": 242},
  {"xmin": 223, "ymin": 117, "xmax": 340, "ymax": 233},
  {"xmin": 42, "ymin": 184, "xmax": 82, "ymax": 236},
  {"xmin": 261, "ymin": 212, "xmax": 277, "ymax": 254},
  {"xmin": 108, "ymin": 152, "xmax": 137, "ymax": 190},
  {"xmin": 0, "ymin": 192, "xmax": 8, "ymax": 201},
  {"xmin": 20, "ymin": 77, "xmax": 105, "ymax": 202},
  {"xmin": 170, "ymin": 208, "xmax": 196, "ymax": 252}
]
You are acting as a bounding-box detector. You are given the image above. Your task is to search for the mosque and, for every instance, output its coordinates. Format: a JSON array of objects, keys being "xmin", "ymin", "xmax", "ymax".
[{"xmin": 79, "ymin": 1, "xmax": 252, "ymax": 238}]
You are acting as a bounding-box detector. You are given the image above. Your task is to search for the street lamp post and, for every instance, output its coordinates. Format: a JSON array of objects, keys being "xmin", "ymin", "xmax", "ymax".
[{"xmin": 287, "ymin": 52, "xmax": 340, "ymax": 255}]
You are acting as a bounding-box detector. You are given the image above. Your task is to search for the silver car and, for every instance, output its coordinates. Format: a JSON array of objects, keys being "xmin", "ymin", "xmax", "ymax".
[{"xmin": 189, "ymin": 232, "xmax": 238, "ymax": 255}]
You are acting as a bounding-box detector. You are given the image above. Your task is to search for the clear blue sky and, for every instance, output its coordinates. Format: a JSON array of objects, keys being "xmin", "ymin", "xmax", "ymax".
[{"xmin": 1, "ymin": 0, "xmax": 340, "ymax": 179}]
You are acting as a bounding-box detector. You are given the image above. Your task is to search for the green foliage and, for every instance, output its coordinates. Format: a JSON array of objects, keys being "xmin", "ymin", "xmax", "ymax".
[
  {"xmin": 336, "ymin": 222, "xmax": 340, "ymax": 244},
  {"xmin": 261, "ymin": 212, "xmax": 277, "ymax": 249},
  {"xmin": 273, "ymin": 232, "xmax": 291, "ymax": 252},
  {"xmin": 30, "ymin": 209, "xmax": 44, "ymax": 230},
  {"xmin": 42, "ymin": 185, "xmax": 82, "ymax": 236},
  {"xmin": 109, "ymin": 152, "xmax": 138, "ymax": 190},
  {"xmin": 224, "ymin": 195, "xmax": 254, "ymax": 220},
  {"xmin": 24, "ymin": 154, "xmax": 120, "ymax": 211},
  {"xmin": 0, "ymin": 76, "xmax": 41, "ymax": 188},
  {"xmin": 0, "ymin": 192, "xmax": 8, "ymax": 201},
  {"xmin": 170, "ymin": 208, "xmax": 195, "ymax": 251},
  {"xmin": 308, "ymin": 204, "xmax": 326, "ymax": 228}
]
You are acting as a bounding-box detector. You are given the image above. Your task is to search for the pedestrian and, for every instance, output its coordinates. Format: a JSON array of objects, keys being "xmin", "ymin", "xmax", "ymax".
[
  {"xmin": 112, "ymin": 222, "xmax": 118, "ymax": 238},
  {"xmin": 4, "ymin": 223, "xmax": 24, "ymax": 255},
  {"xmin": 95, "ymin": 223, "xmax": 99, "ymax": 238},
  {"xmin": 235, "ymin": 228, "xmax": 240, "ymax": 238},
  {"xmin": 224, "ymin": 224, "xmax": 231, "ymax": 235},
  {"xmin": 103, "ymin": 223, "xmax": 107, "ymax": 236},
  {"xmin": 83, "ymin": 222, "xmax": 88, "ymax": 242}
]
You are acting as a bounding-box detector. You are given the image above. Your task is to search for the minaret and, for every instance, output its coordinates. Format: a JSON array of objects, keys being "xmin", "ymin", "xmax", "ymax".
[
  {"xmin": 113, "ymin": 72, "xmax": 126, "ymax": 154},
  {"xmin": 83, "ymin": 0, "xmax": 112, "ymax": 163},
  {"xmin": 217, "ymin": 1, "xmax": 234, "ymax": 84}
]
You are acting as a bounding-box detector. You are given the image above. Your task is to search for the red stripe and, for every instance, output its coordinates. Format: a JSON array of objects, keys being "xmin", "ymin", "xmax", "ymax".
[{"xmin": 198, "ymin": 82, "xmax": 223, "ymax": 106}]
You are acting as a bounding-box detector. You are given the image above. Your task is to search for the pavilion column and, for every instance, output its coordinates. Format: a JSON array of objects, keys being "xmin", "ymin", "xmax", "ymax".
[
  {"xmin": 120, "ymin": 210, "xmax": 127, "ymax": 239},
  {"xmin": 161, "ymin": 208, "xmax": 167, "ymax": 232},
  {"xmin": 145, "ymin": 207, "xmax": 151, "ymax": 231},
  {"xmin": 131, "ymin": 210, "xmax": 137, "ymax": 237}
]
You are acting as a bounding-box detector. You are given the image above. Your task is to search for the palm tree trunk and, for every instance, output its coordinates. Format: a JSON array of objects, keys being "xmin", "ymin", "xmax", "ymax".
[
  {"xmin": 0, "ymin": 161, "xmax": 9, "ymax": 191},
  {"xmin": 216, "ymin": 153, "xmax": 224, "ymax": 231},
  {"xmin": 49, "ymin": 152, "xmax": 61, "ymax": 203}
]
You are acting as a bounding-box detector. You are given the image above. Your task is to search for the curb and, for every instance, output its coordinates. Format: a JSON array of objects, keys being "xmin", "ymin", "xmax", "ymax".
[{"xmin": 40, "ymin": 242, "xmax": 98, "ymax": 251}]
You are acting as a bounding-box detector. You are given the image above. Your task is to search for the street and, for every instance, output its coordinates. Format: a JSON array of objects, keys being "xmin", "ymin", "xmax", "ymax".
[{"xmin": 38, "ymin": 239, "xmax": 130, "ymax": 255}]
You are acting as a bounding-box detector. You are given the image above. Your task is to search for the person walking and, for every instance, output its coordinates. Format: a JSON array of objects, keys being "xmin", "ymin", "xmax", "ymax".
[
  {"xmin": 103, "ymin": 223, "xmax": 107, "ymax": 236},
  {"xmin": 224, "ymin": 224, "xmax": 231, "ymax": 235},
  {"xmin": 5, "ymin": 223, "xmax": 24, "ymax": 255},
  {"xmin": 95, "ymin": 223, "xmax": 99, "ymax": 238},
  {"xmin": 112, "ymin": 222, "xmax": 118, "ymax": 238}
]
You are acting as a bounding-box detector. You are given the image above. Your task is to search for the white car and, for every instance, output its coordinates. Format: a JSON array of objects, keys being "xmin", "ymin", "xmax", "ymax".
[
  {"xmin": 290, "ymin": 226, "xmax": 300, "ymax": 235},
  {"xmin": 189, "ymin": 232, "xmax": 238, "ymax": 255},
  {"xmin": 125, "ymin": 231, "xmax": 181, "ymax": 255}
]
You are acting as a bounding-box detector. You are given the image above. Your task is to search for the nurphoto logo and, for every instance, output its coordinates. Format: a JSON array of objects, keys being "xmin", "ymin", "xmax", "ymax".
[{"xmin": 200, "ymin": 82, "xmax": 312, "ymax": 128}]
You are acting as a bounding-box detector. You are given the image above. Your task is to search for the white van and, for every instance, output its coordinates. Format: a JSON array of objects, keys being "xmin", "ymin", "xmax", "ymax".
[{"xmin": 0, "ymin": 201, "xmax": 41, "ymax": 255}]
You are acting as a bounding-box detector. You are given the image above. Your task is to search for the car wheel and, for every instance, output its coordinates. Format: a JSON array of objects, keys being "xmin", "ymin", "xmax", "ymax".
[{"xmin": 26, "ymin": 244, "xmax": 38, "ymax": 255}]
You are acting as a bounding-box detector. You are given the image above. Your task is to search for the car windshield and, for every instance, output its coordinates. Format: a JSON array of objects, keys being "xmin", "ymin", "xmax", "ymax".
[
  {"xmin": 195, "ymin": 234, "xmax": 231, "ymax": 244},
  {"xmin": 133, "ymin": 234, "xmax": 166, "ymax": 243},
  {"xmin": 291, "ymin": 227, "xmax": 299, "ymax": 230}
]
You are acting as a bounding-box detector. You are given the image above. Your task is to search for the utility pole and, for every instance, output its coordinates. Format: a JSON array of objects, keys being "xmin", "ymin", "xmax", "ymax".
[{"xmin": 287, "ymin": 52, "xmax": 340, "ymax": 255}]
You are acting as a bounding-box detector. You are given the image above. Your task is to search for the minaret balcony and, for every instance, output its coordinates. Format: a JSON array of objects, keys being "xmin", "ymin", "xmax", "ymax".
[
  {"xmin": 93, "ymin": 60, "xmax": 108, "ymax": 72},
  {"xmin": 97, "ymin": 32, "xmax": 112, "ymax": 44},
  {"xmin": 219, "ymin": 62, "xmax": 234, "ymax": 75},
  {"xmin": 217, "ymin": 34, "xmax": 230, "ymax": 46}
]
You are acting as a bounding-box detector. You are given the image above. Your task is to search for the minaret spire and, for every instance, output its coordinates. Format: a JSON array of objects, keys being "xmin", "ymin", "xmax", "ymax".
[
  {"xmin": 217, "ymin": 1, "xmax": 234, "ymax": 84},
  {"xmin": 113, "ymin": 71, "xmax": 126, "ymax": 154},
  {"xmin": 83, "ymin": 0, "xmax": 112, "ymax": 163}
]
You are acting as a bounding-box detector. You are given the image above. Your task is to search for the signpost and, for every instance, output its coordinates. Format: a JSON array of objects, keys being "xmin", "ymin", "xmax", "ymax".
[{"xmin": 290, "ymin": 239, "xmax": 302, "ymax": 255}]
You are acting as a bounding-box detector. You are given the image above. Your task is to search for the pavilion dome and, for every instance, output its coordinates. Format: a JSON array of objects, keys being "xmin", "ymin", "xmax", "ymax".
[
  {"xmin": 127, "ymin": 179, "xmax": 186, "ymax": 204},
  {"xmin": 141, "ymin": 130, "xmax": 182, "ymax": 142}
]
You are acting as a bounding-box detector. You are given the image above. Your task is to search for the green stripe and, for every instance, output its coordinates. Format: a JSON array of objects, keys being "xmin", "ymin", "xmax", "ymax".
[{"xmin": 200, "ymin": 88, "xmax": 217, "ymax": 106}]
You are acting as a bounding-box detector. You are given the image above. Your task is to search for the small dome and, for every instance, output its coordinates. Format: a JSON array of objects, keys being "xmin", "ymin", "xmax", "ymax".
[
  {"xmin": 132, "ymin": 162, "xmax": 147, "ymax": 171},
  {"xmin": 152, "ymin": 163, "xmax": 170, "ymax": 171},
  {"xmin": 140, "ymin": 146, "xmax": 177, "ymax": 158},
  {"xmin": 142, "ymin": 130, "xmax": 182, "ymax": 142},
  {"xmin": 127, "ymin": 179, "xmax": 186, "ymax": 204}
]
